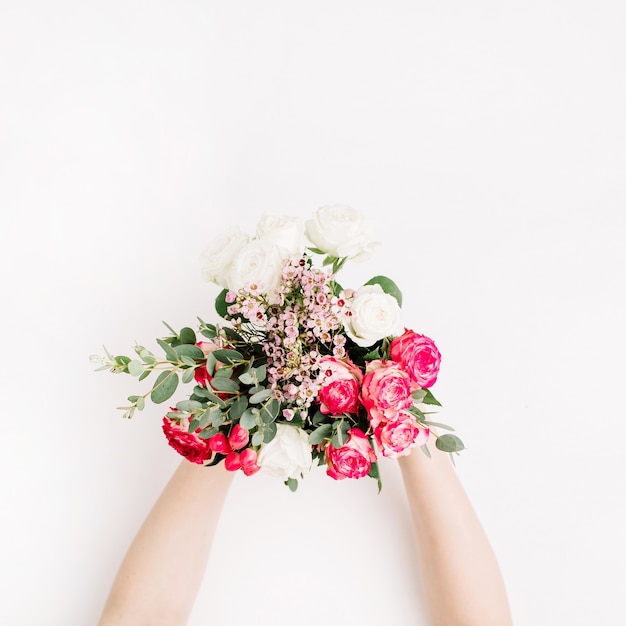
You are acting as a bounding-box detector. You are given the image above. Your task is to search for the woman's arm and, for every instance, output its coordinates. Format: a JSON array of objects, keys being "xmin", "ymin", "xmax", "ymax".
[
  {"xmin": 398, "ymin": 439, "xmax": 514, "ymax": 626},
  {"xmin": 97, "ymin": 461, "xmax": 234, "ymax": 626}
]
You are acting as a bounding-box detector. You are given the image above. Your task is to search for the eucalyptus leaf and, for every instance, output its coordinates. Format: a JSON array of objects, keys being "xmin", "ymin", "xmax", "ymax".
[
  {"xmin": 128, "ymin": 360, "xmax": 144, "ymax": 377},
  {"xmin": 229, "ymin": 396, "xmax": 248, "ymax": 420},
  {"xmin": 260, "ymin": 398, "xmax": 280, "ymax": 423},
  {"xmin": 252, "ymin": 431, "xmax": 263, "ymax": 446},
  {"xmin": 286, "ymin": 478, "xmax": 298, "ymax": 492},
  {"xmin": 182, "ymin": 368, "xmax": 196, "ymax": 384},
  {"xmin": 239, "ymin": 408, "xmax": 257, "ymax": 430},
  {"xmin": 179, "ymin": 327, "xmax": 197, "ymax": 345},
  {"xmin": 138, "ymin": 370, "xmax": 151, "ymax": 382},
  {"xmin": 411, "ymin": 389, "xmax": 427, "ymax": 403},
  {"xmin": 150, "ymin": 370, "xmax": 179, "ymax": 404},
  {"xmin": 435, "ymin": 434, "xmax": 465, "ymax": 453},
  {"xmin": 250, "ymin": 388, "xmax": 273, "ymax": 404},
  {"xmin": 213, "ymin": 349, "xmax": 244, "ymax": 364},
  {"xmin": 157, "ymin": 338, "xmax": 178, "ymax": 362},
  {"xmin": 309, "ymin": 423, "xmax": 332, "ymax": 445},
  {"xmin": 198, "ymin": 426, "xmax": 218, "ymax": 439},
  {"xmin": 209, "ymin": 377, "xmax": 239, "ymax": 393},
  {"xmin": 238, "ymin": 371, "xmax": 255, "ymax": 385},
  {"xmin": 175, "ymin": 400, "xmax": 204, "ymax": 412},
  {"xmin": 422, "ymin": 420, "xmax": 455, "ymax": 431},
  {"xmin": 263, "ymin": 422, "xmax": 277, "ymax": 443},
  {"xmin": 174, "ymin": 344, "xmax": 204, "ymax": 360}
]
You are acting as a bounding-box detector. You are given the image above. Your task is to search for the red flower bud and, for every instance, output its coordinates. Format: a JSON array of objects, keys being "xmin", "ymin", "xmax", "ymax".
[{"xmin": 228, "ymin": 424, "xmax": 250, "ymax": 451}]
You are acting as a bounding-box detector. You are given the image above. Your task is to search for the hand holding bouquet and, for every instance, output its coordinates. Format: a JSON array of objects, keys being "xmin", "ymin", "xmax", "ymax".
[{"xmin": 92, "ymin": 205, "xmax": 463, "ymax": 491}]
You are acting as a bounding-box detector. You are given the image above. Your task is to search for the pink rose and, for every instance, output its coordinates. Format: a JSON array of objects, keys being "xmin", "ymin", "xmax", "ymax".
[
  {"xmin": 194, "ymin": 340, "xmax": 220, "ymax": 387},
  {"xmin": 390, "ymin": 329, "xmax": 441, "ymax": 388},
  {"xmin": 228, "ymin": 424, "xmax": 250, "ymax": 451},
  {"xmin": 162, "ymin": 417, "xmax": 213, "ymax": 464},
  {"xmin": 374, "ymin": 409, "xmax": 429, "ymax": 458},
  {"xmin": 360, "ymin": 360, "xmax": 413, "ymax": 423},
  {"xmin": 317, "ymin": 355, "xmax": 363, "ymax": 415},
  {"xmin": 240, "ymin": 447, "xmax": 261, "ymax": 476},
  {"xmin": 208, "ymin": 432, "xmax": 232, "ymax": 454},
  {"xmin": 326, "ymin": 428, "xmax": 377, "ymax": 480},
  {"xmin": 224, "ymin": 451, "xmax": 241, "ymax": 471}
]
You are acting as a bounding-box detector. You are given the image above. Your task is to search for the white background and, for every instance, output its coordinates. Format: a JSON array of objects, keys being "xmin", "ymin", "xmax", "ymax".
[{"xmin": 1, "ymin": 2, "xmax": 625, "ymax": 625}]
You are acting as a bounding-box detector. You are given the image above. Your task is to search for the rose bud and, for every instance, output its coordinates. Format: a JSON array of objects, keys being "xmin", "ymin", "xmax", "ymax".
[{"xmin": 228, "ymin": 424, "xmax": 250, "ymax": 451}]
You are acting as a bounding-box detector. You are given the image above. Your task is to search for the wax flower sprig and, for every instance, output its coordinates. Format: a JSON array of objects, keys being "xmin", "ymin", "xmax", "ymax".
[{"xmin": 92, "ymin": 205, "xmax": 464, "ymax": 491}]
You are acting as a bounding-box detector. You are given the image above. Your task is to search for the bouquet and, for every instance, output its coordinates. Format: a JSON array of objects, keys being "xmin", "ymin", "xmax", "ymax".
[{"xmin": 92, "ymin": 205, "xmax": 464, "ymax": 491}]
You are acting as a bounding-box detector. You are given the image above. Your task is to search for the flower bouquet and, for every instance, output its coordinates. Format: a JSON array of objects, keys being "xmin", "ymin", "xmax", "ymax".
[{"xmin": 92, "ymin": 205, "xmax": 464, "ymax": 491}]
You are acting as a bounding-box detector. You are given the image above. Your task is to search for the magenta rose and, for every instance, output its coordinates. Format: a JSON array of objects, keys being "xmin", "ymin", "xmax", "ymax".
[
  {"xmin": 374, "ymin": 409, "xmax": 430, "ymax": 459},
  {"xmin": 228, "ymin": 424, "xmax": 250, "ymax": 451},
  {"xmin": 360, "ymin": 360, "xmax": 413, "ymax": 424},
  {"xmin": 317, "ymin": 355, "xmax": 363, "ymax": 415},
  {"xmin": 390, "ymin": 329, "xmax": 441, "ymax": 388},
  {"xmin": 326, "ymin": 428, "xmax": 377, "ymax": 480},
  {"xmin": 162, "ymin": 417, "xmax": 213, "ymax": 464}
]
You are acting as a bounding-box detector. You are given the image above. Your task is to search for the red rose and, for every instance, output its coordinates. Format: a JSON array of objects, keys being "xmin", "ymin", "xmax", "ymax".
[
  {"xmin": 162, "ymin": 417, "xmax": 212, "ymax": 464},
  {"xmin": 390, "ymin": 329, "xmax": 441, "ymax": 388},
  {"xmin": 317, "ymin": 355, "xmax": 363, "ymax": 415},
  {"xmin": 326, "ymin": 428, "xmax": 377, "ymax": 480}
]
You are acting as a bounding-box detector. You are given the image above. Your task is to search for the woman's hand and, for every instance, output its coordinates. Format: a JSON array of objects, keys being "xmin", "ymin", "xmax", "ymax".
[
  {"xmin": 398, "ymin": 439, "xmax": 514, "ymax": 626},
  {"xmin": 97, "ymin": 461, "xmax": 234, "ymax": 626}
]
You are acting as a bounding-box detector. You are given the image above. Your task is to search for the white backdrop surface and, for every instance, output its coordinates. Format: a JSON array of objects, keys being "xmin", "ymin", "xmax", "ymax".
[{"xmin": 1, "ymin": 2, "xmax": 625, "ymax": 625}]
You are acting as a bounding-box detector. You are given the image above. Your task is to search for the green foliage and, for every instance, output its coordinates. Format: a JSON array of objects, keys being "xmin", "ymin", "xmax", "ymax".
[
  {"xmin": 435, "ymin": 433, "xmax": 465, "ymax": 453},
  {"xmin": 151, "ymin": 371, "xmax": 179, "ymax": 404},
  {"xmin": 364, "ymin": 275, "xmax": 403, "ymax": 307}
]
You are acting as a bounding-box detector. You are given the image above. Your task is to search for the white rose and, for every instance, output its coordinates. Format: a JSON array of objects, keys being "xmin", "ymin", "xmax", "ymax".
[
  {"xmin": 343, "ymin": 284, "xmax": 402, "ymax": 347},
  {"xmin": 227, "ymin": 238, "xmax": 284, "ymax": 295},
  {"xmin": 256, "ymin": 214, "xmax": 307, "ymax": 260},
  {"xmin": 305, "ymin": 204, "xmax": 379, "ymax": 260},
  {"xmin": 257, "ymin": 424, "xmax": 313, "ymax": 481},
  {"xmin": 199, "ymin": 226, "xmax": 249, "ymax": 288}
]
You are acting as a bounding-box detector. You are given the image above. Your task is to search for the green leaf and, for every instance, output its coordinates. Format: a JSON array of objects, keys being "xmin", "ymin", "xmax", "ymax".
[
  {"xmin": 252, "ymin": 431, "xmax": 263, "ymax": 446},
  {"xmin": 209, "ymin": 377, "xmax": 239, "ymax": 393},
  {"xmin": 411, "ymin": 389, "xmax": 427, "ymax": 403},
  {"xmin": 260, "ymin": 398, "xmax": 280, "ymax": 423},
  {"xmin": 254, "ymin": 364, "xmax": 267, "ymax": 383},
  {"xmin": 179, "ymin": 327, "xmax": 197, "ymax": 345},
  {"xmin": 309, "ymin": 423, "xmax": 332, "ymax": 445},
  {"xmin": 198, "ymin": 427, "xmax": 218, "ymax": 439},
  {"xmin": 212, "ymin": 349, "xmax": 244, "ymax": 365},
  {"xmin": 312, "ymin": 410, "xmax": 326, "ymax": 426},
  {"xmin": 239, "ymin": 408, "xmax": 257, "ymax": 430},
  {"xmin": 285, "ymin": 478, "xmax": 298, "ymax": 492},
  {"xmin": 250, "ymin": 388, "xmax": 273, "ymax": 404},
  {"xmin": 263, "ymin": 421, "xmax": 277, "ymax": 443},
  {"xmin": 238, "ymin": 371, "xmax": 255, "ymax": 385},
  {"xmin": 157, "ymin": 338, "xmax": 178, "ymax": 362},
  {"xmin": 435, "ymin": 434, "xmax": 465, "ymax": 453},
  {"xmin": 422, "ymin": 420, "xmax": 455, "ymax": 432},
  {"xmin": 138, "ymin": 370, "xmax": 151, "ymax": 382},
  {"xmin": 420, "ymin": 443, "xmax": 432, "ymax": 458},
  {"xmin": 364, "ymin": 275, "xmax": 403, "ymax": 307},
  {"xmin": 331, "ymin": 420, "xmax": 351, "ymax": 448},
  {"xmin": 175, "ymin": 400, "xmax": 204, "ymax": 412},
  {"xmin": 229, "ymin": 396, "xmax": 249, "ymax": 420},
  {"xmin": 215, "ymin": 289, "xmax": 230, "ymax": 318},
  {"xmin": 368, "ymin": 460, "xmax": 383, "ymax": 494},
  {"xmin": 128, "ymin": 360, "xmax": 144, "ymax": 377},
  {"xmin": 182, "ymin": 368, "xmax": 196, "ymax": 384},
  {"xmin": 422, "ymin": 388, "xmax": 442, "ymax": 406},
  {"xmin": 162, "ymin": 320, "xmax": 178, "ymax": 336},
  {"xmin": 136, "ymin": 396, "xmax": 145, "ymax": 411},
  {"xmin": 150, "ymin": 370, "xmax": 179, "ymax": 404},
  {"xmin": 174, "ymin": 344, "xmax": 204, "ymax": 360}
]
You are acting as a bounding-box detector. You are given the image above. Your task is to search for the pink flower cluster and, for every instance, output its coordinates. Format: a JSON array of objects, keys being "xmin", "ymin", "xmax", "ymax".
[
  {"xmin": 226, "ymin": 257, "xmax": 349, "ymax": 418},
  {"xmin": 320, "ymin": 328, "xmax": 441, "ymax": 480}
]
